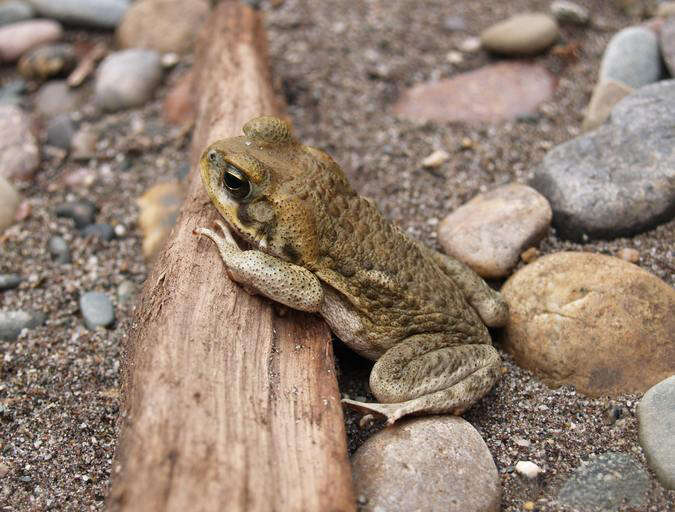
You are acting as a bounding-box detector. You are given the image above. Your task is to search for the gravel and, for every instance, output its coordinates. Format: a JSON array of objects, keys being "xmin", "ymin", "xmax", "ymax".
[{"xmin": 0, "ymin": 1, "xmax": 673, "ymax": 511}]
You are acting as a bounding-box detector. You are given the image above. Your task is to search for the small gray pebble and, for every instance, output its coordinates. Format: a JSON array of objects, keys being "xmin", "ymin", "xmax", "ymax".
[
  {"xmin": 46, "ymin": 114, "xmax": 75, "ymax": 150},
  {"xmin": 117, "ymin": 279, "xmax": 137, "ymax": 305},
  {"xmin": 48, "ymin": 235, "xmax": 71, "ymax": 263},
  {"xmin": 443, "ymin": 15, "xmax": 467, "ymax": 32},
  {"xmin": 0, "ymin": 310, "xmax": 46, "ymax": 340},
  {"xmin": 55, "ymin": 199, "xmax": 96, "ymax": 228},
  {"xmin": 79, "ymin": 291, "xmax": 114, "ymax": 330},
  {"xmin": 0, "ymin": 273, "xmax": 21, "ymax": 290},
  {"xmin": 81, "ymin": 223, "xmax": 114, "ymax": 241},
  {"xmin": 0, "ymin": 79, "xmax": 27, "ymax": 105}
]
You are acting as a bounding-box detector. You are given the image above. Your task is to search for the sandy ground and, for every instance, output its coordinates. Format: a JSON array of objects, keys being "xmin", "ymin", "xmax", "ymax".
[{"xmin": 0, "ymin": 0, "xmax": 673, "ymax": 510}]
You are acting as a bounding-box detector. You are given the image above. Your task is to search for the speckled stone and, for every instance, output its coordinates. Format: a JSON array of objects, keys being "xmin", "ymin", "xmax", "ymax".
[
  {"xmin": 26, "ymin": 0, "xmax": 129, "ymax": 29},
  {"xmin": 0, "ymin": 310, "xmax": 45, "ymax": 340},
  {"xmin": 0, "ymin": 175, "xmax": 20, "ymax": 232},
  {"xmin": 18, "ymin": 42, "xmax": 76, "ymax": 80},
  {"xmin": 557, "ymin": 452, "xmax": 648, "ymax": 510},
  {"xmin": 438, "ymin": 184, "xmax": 552, "ymax": 278},
  {"xmin": 352, "ymin": 416, "xmax": 500, "ymax": 512},
  {"xmin": 0, "ymin": 18, "xmax": 62, "ymax": 62},
  {"xmin": 638, "ymin": 376, "xmax": 675, "ymax": 489},
  {"xmin": 599, "ymin": 26, "xmax": 663, "ymax": 88},
  {"xmin": 79, "ymin": 291, "xmax": 114, "ymax": 330},
  {"xmin": 95, "ymin": 49, "xmax": 162, "ymax": 111},
  {"xmin": 480, "ymin": 13, "xmax": 559, "ymax": 56},
  {"xmin": 0, "ymin": 105, "xmax": 39, "ymax": 180},
  {"xmin": 532, "ymin": 80, "xmax": 675, "ymax": 241},
  {"xmin": 501, "ymin": 252, "xmax": 675, "ymax": 396}
]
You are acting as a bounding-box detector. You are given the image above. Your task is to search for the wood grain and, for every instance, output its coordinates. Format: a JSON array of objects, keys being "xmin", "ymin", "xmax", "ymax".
[{"xmin": 108, "ymin": 2, "xmax": 355, "ymax": 510}]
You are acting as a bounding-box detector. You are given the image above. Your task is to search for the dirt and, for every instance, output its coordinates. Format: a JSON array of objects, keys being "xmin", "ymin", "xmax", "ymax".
[{"xmin": 0, "ymin": 0, "xmax": 673, "ymax": 510}]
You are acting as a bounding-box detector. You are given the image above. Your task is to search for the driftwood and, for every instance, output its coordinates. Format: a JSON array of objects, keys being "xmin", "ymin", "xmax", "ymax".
[{"xmin": 108, "ymin": 2, "xmax": 355, "ymax": 511}]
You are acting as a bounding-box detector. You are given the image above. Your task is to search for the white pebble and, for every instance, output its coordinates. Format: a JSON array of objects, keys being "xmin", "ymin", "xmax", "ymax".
[
  {"xmin": 421, "ymin": 149, "xmax": 450, "ymax": 168},
  {"xmin": 516, "ymin": 460, "xmax": 543, "ymax": 479}
]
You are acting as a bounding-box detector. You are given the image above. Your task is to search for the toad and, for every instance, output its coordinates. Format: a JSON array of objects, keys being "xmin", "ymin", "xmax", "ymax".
[{"xmin": 195, "ymin": 116, "xmax": 508, "ymax": 424}]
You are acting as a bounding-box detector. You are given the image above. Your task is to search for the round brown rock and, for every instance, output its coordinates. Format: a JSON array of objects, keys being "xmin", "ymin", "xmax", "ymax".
[
  {"xmin": 352, "ymin": 416, "xmax": 500, "ymax": 512},
  {"xmin": 480, "ymin": 13, "xmax": 559, "ymax": 56},
  {"xmin": 116, "ymin": 0, "xmax": 209, "ymax": 54},
  {"xmin": 438, "ymin": 184, "xmax": 552, "ymax": 278},
  {"xmin": 501, "ymin": 252, "xmax": 675, "ymax": 396}
]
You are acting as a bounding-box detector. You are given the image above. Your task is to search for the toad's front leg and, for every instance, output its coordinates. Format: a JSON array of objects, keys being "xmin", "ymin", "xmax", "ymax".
[{"xmin": 194, "ymin": 220, "xmax": 324, "ymax": 313}]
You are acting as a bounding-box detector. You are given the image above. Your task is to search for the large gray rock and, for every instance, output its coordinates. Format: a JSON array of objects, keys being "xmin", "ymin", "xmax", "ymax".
[
  {"xmin": 599, "ymin": 26, "xmax": 663, "ymax": 88},
  {"xmin": 95, "ymin": 49, "xmax": 162, "ymax": 111},
  {"xmin": 532, "ymin": 80, "xmax": 675, "ymax": 241},
  {"xmin": 352, "ymin": 417, "xmax": 500, "ymax": 512},
  {"xmin": 557, "ymin": 452, "xmax": 648, "ymax": 510},
  {"xmin": 638, "ymin": 376, "xmax": 675, "ymax": 490},
  {"xmin": 26, "ymin": 0, "xmax": 129, "ymax": 29}
]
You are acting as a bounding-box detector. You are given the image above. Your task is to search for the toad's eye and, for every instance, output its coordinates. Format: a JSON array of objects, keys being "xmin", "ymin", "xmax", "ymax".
[{"xmin": 223, "ymin": 164, "xmax": 251, "ymax": 200}]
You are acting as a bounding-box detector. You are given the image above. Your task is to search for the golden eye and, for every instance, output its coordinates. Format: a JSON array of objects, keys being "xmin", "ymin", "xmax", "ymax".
[{"xmin": 223, "ymin": 164, "xmax": 251, "ymax": 200}]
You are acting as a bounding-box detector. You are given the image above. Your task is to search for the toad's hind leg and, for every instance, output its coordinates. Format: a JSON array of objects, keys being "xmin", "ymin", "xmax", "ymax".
[{"xmin": 342, "ymin": 335, "xmax": 501, "ymax": 424}]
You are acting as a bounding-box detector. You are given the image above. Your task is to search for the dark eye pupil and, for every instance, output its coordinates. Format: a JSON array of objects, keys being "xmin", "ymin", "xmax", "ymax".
[{"xmin": 223, "ymin": 164, "xmax": 251, "ymax": 199}]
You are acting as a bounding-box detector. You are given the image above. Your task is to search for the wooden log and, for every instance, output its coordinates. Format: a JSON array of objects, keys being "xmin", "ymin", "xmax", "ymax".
[{"xmin": 108, "ymin": 2, "xmax": 355, "ymax": 511}]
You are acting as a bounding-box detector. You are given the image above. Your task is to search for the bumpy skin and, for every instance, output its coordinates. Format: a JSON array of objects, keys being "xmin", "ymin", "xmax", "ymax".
[{"xmin": 195, "ymin": 116, "xmax": 509, "ymax": 424}]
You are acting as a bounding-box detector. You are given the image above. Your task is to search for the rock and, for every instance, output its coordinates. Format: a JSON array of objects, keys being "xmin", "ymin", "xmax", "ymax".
[
  {"xmin": 532, "ymin": 80, "xmax": 675, "ymax": 241},
  {"xmin": 480, "ymin": 13, "xmax": 559, "ymax": 56},
  {"xmin": 35, "ymin": 80, "xmax": 83, "ymax": 118},
  {"xmin": 520, "ymin": 247, "xmax": 540, "ymax": 264},
  {"xmin": 163, "ymin": 71, "xmax": 195, "ymax": 126},
  {"xmin": 393, "ymin": 62, "xmax": 555, "ymax": 124},
  {"xmin": 661, "ymin": 17, "xmax": 675, "ymax": 77},
  {"xmin": 443, "ymin": 15, "xmax": 467, "ymax": 32},
  {"xmin": 47, "ymin": 235, "xmax": 70, "ymax": 263},
  {"xmin": 421, "ymin": 149, "xmax": 449, "ymax": 168},
  {"xmin": 17, "ymin": 42, "xmax": 76, "ymax": 80},
  {"xmin": 437, "ymin": 184, "xmax": 552, "ymax": 278},
  {"xmin": 0, "ymin": 274, "xmax": 21, "ymax": 290},
  {"xmin": 501, "ymin": 252, "xmax": 675, "ymax": 396},
  {"xmin": 26, "ymin": 0, "xmax": 129, "ymax": 29},
  {"xmin": 458, "ymin": 36, "xmax": 481, "ymax": 53},
  {"xmin": 95, "ymin": 49, "xmax": 162, "ymax": 111},
  {"xmin": 550, "ymin": 1, "xmax": 590, "ymax": 25},
  {"xmin": 0, "ymin": 310, "xmax": 45, "ymax": 340},
  {"xmin": 515, "ymin": 461, "xmax": 543, "ymax": 479},
  {"xmin": 0, "ymin": 105, "xmax": 39, "ymax": 180},
  {"xmin": 581, "ymin": 79, "xmax": 633, "ymax": 132},
  {"xmin": 0, "ymin": 463, "xmax": 9, "ymax": 477},
  {"xmin": 55, "ymin": 199, "xmax": 96, "ymax": 228},
  {"xmin": 79, "ymin": 291, "xmax": 114, "ymax": 330},
  {"xmin": 137, "ymin": 181, "xmax": 183, "ymax": 259},
  {"xmin": 116, "ymin": 0, "xmax": 209, "ymax": 54},
  {"xmin": 0, "ymin": 79, "xmax": 26, "ymax": 105},
  {"xmin": 117, "ymin": 279, "xmax": 137, "ymax": 305},
  {"xmin": 657, "ymin": 2, "xmax": 675, "ymax": 18},
  {"xmin": 638, "ymin": 376, "xmax": 675, "ymax": 489},
  {"xmin": 0, "ymin": 19, "xmax": 61, "ymax": 62},
  {"xmin": 557, "ymin": 452, "xmax": 648, "ymax": 510},
  {"xmin": 0, "ymin": 1, "xmax": 34, "ymax": 26},
  {"xmin": 599, "ymin": 27, "xmax": 663, "ymax": 89},
  {"xmin": 81, "ymin": 223, "xmax": 114, "ymax": 241},
  {"xmin": 352, "ymin": 417, "xmax": 500, "ymax": 512},
  {"xmin": 616, "ymin": 247, "xmax": 639, "ymax": 263},
  {"xmin": 0, "ymin": 176, "xmax": 20, "ymax": 232},
  {"xmin": 45, "ymin": 114, "xmax": 74, "ymax": 150},
  {"xmin": 70, "ymin": 128, "xmax": 97, "ymax": 160}
]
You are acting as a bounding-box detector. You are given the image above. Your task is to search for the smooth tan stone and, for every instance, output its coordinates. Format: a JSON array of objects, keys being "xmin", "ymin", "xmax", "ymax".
[
  {"xmin": 438, "ymin": 184, "xmax": 552, "ymax": 278},
  {"xmin": 480, "ymin": 13, "xmax": 559, "ymax": 56},
  {"xmin": 0, "ymin": 175, "xmax": 20, "ymax": 232},
  {"xmin": 501, "ymin": 252, "xmax": 675, "ymax": 396},
  {"xmin": 352, "ymin": 416, "xmax": 500, "ymax": 512},
  {"xmin": 137, "ymin": 181, "xmax": 184, "ymax": 259}
]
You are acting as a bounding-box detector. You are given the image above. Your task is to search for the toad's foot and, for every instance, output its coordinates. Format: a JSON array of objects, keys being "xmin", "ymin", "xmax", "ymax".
[
  {"xmin": 193, "ymin": 219, "xmax": 324, "ymax": 312},
  {"xmin": 342, "ymin": 398, "xmax": 467, "ymax": 426}
]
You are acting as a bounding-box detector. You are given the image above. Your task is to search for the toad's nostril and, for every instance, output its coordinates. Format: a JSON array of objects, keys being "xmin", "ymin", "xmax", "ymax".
[{"xmin": 208, "ymin": 150, "xmax": 218, "ymax": 162}]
